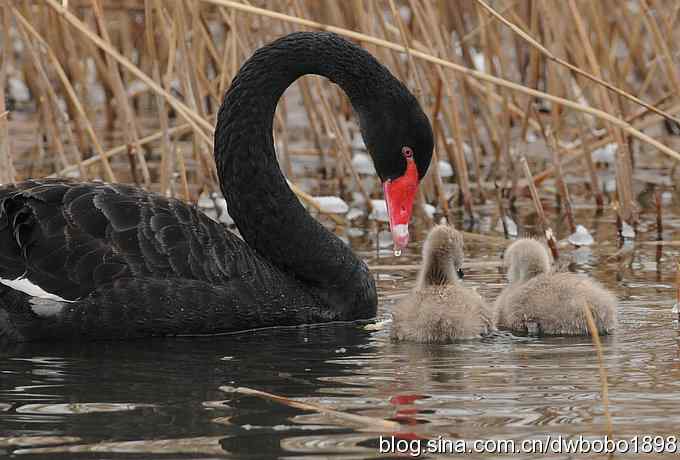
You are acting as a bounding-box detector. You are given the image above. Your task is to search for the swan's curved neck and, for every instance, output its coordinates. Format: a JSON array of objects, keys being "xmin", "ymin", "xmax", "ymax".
[{"xmin": 214, "ymin": 33, "xmax": 391, "ymax": 316}]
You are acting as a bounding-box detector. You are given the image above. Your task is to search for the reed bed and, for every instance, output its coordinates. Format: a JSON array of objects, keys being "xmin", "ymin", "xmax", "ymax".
[{"xmin": 2, "ymin": 0, "xmax": 680, "ymax": 235}]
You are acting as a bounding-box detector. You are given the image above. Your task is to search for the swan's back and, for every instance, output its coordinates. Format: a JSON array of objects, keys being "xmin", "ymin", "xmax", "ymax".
[
  {"xmin": 494, "ymin": 239, "xmax": 617, "ymax": 336},
  {"xmin": 391, "ymin": 225, "xmax": 492, "ymax": 343},
  {"xmin": 0, "ymin": 179, "xmax": 323, "ymax": 341}
]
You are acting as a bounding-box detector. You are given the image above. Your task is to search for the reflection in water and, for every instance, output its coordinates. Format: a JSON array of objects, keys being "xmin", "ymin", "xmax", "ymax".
[
  {"xmin": 1, "ymin": 208, "xmax": 680, "ymax": 459},
  {"xmin": 1, "ymin": 324, "xmax": 381, "ymax": 458}
]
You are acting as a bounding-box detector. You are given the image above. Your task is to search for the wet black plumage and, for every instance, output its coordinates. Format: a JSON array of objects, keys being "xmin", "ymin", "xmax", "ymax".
[{"xmin": 0, "ymin": 32, "xmax": 433, "ymax": 342}]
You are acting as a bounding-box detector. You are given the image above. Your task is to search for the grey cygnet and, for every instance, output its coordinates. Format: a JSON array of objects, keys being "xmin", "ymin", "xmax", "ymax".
[
  {"xmin": 494, "ymin": 238, "xmax": 617, "ymax": 336},
  {"xmin": 391, "ymin": 225, "xmax": 493, "ymax": 343}
]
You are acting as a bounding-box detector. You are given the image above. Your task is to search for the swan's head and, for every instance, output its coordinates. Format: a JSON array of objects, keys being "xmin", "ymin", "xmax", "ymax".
[
  {"xmin": 363, "ymin": 92, "xmax": 434, "ymax": 251},
  {"xmin": 418, "ymin": 225, "xmax": 464, "ymax": 287},
  {"xmin": 503, "ymin": 238, "xmax": 551, "ymax": 284}
]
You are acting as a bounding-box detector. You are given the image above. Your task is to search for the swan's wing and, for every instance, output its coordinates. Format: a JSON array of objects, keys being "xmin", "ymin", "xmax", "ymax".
[{"xmin": 0, "ymin": 179, "xmax": 264, "ymax": 301}]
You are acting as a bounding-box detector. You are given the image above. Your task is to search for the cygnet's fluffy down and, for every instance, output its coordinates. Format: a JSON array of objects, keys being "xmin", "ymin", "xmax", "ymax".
[
  {"xmin": 494, "ymin": 239, "xmax": 617, "ymax": 336},
  {"xmin": 391, "ymin": 225, "xmax": 493, "ymax": 343}
]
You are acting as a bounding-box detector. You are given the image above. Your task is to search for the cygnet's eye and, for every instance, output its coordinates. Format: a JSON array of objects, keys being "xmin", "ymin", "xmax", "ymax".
[{"xmin": 457, "ymin": 268, "xmax": 464, "ymax": 279}]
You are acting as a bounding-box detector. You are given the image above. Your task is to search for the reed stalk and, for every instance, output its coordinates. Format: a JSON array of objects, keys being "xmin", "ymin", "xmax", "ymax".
[
  {"xmin": 0, "ymin": 2, "xmax": 14, "ymax": 185},
  {"xmin": 582, "ymin": 302, "xmax": 614, "ymax": 439},
  {"xmin": 220, "ymin": 386, "xmax": 400, "ymax": 430},
  {"xmin": 520, "ymin": 155, "xmax": 559, "ymax": 259}
]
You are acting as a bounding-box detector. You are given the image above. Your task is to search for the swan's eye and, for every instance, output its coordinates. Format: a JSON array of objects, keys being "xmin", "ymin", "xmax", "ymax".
[
  {"xmin": 457, "ymin": 268, "xmax": 464, "ymax": 279},
  {"xmin": 402, "ymin": 146, "xmax": 414, "ymax": 159}
]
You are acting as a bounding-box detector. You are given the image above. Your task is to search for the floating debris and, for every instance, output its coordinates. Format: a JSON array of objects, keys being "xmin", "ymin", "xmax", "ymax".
[
  {"xmin": 424, "ymin": 203, "xmax": 436, "ymax": 219},
  {"xmin": 437, "ymin": 160, "xmax": 453, "ymax": 178},
  {"xmin": 346, "ymin": 227, "xmax": 364, "ymax": 237},
  {"xmin": 592, "ymin": 143, "xmax": 617, "ymax": 163},
  {"xmin": 603, "ymin": 177, "xmax": 617, "ymax": 192},
  {"xmin": 364, "ymin": 318, "xmax": 392, "ymax": 331},
  {"xmin": 351, "ymin": 191, "xmax": 366, "ymax": 206},
  {"xmin": 568, "ymin": 225, "xmax": 594, "ymax": 246},
  {"xmin": 398, "ymin": 5, "xmax": 411, "ymax": 21},
  {"xmin": 346, "ymin": 208, "xmax": 363, "ymax": 221},
  {"xmin": 369, "ymin": 200, "xmax": 389, "ymax": 222},
  {"xmin": 471, "ymin": 48, "xmax": 486, "ymax": 72},
  {"xmin": 661, "ymin": 191, "xmax": 673, "ymax": 205},
  {"xmin": 312, "ymin": 196, "xmax": 349, "ymax": 214},
  {"xmin": 351, "ymin": 153, "xmax": 375, "ymax": 175},
  {"xmin": 378, "ymin": 230, "xmax": 392, "ymax": 248},
  {"xmin": 126, "ymin": 79, "xmax": 148, "ymax": 98},
  {"xmin": 8, "ymin": 77, "xmax": 30, "ymax": 102},
  {"xmin": 219, "ymin": 386, "xmax": 399, "ymax": 430},
  {"xmin": 621, "ymin": 221, "xmax": 636, "ymax": 239}
]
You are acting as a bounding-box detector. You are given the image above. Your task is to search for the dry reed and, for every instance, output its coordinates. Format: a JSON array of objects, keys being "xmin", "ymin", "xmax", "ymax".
[
  {"xmin": 220, "ymin": 386, "xmax": 400, "ymax": 430},
  {"xmin": 582, "ymin": 302, "xmax": 614, "ymax": 439}
]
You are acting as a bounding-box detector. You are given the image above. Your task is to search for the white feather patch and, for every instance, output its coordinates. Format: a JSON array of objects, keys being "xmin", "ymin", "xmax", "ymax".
[
  {"xmin": 0, "ymin": 277, "xmax": 73, "ymax": 303},
  {"xmin": 29, "ymin": 298, "xmax": 65, "ymax": 318}
]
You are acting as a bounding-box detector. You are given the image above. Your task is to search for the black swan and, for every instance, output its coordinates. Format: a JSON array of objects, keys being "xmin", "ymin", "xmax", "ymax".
[
  {"xmin": 391, "ymin": 225, "xmax": 492, "ymax": 343},
  {"xmin": 0, "ymin": 32, "xmax": 433, "ymax": 342}
]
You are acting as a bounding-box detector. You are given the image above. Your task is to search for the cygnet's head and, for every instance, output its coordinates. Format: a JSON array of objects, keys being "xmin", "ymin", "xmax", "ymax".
[
  {"xmin": 503, "ymin": 238, "xmax": 551, "ymax": 284},
  {"xmin": 418, "ymin": 225, "xmax": 465, "ymax": 287}
]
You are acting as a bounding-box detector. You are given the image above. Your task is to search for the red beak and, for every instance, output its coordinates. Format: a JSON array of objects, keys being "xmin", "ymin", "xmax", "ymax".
[{"xmin": 383, "ymin": 156, "xmax": 419, "ymax": 251}]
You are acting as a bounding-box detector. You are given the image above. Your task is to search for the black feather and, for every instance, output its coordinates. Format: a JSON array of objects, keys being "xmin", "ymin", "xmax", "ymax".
[
  {"xmin": 93, "ymin": 263, "xmax": 129, "ymax": 285},
  {"xmin": 67, "ymin": 192, "xmax": 109, "ymax": 237},
  {"xmin": 94, "ymin": 194, "xmax": 141, "ymax": 232}
]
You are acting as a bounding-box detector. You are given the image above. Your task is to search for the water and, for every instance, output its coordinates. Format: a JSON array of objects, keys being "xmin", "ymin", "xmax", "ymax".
[{"xmin": 2, "ymin": 206, "xmax": 680, "ymax": 459}]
